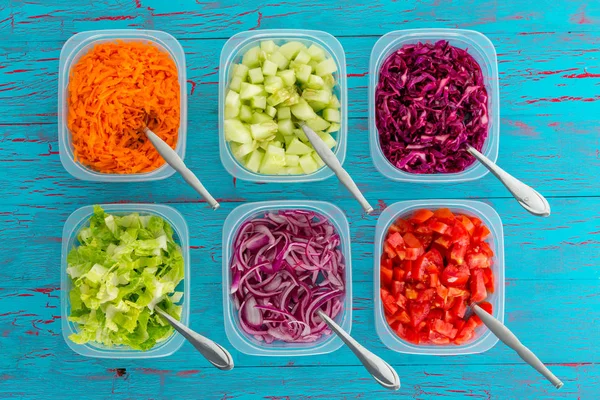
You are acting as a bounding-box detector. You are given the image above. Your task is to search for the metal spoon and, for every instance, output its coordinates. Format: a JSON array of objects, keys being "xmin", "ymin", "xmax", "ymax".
[
  {"xmin": 469, "ymin": 303, "xmax": 563, "ymax": 389},
  {"xmin": 317, "ymin": 310, "xmax": 400, "ymax": 390},
  {"xmin": 143, "ymin": 126, "xmax": 220, "ymax": 210},
  {"xmin": 467, "ymin": 146, "xmax": 550, "ymax": 217},
  {"xmin": 155, "ymin": 306, "xmax": 234, "ymax": 371},
  {"xmin": 300, "ymin": 124, "xmax": 374, "ymax": 214}
]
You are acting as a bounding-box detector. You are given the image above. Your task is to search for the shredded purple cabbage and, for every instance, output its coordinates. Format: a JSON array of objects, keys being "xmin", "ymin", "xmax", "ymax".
[
  {"xmin": 375, "ymin": 40, "xmax": 489, "ymax": 174},
  {"xmin": 230, "ymin": 209, "xmax": 345, "ymax": 344}
]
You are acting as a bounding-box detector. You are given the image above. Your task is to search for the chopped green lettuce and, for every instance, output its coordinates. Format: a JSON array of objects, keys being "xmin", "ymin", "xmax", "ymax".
[{"xmin": 67, "ymin": 206, "xmax": 184, "ymax": 351}]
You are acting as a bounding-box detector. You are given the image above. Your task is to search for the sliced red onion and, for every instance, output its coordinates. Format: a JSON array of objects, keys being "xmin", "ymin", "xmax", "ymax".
[{"xmin": 230, "ymin": 209, "xmax": 346, "ymax": 343}]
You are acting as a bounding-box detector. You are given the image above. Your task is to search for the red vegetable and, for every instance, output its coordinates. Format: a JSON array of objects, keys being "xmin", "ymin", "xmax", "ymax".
[
  {"xmin": 375, "ymin": 40, "xmax": 489, "ymax": 174},
  {"xmin": 231, "ymin": 209, "xmax": 345, "ymax": 343},
  {"xmin": 380, "ymin": 208, "xmax": 495, "ymax": 345}
]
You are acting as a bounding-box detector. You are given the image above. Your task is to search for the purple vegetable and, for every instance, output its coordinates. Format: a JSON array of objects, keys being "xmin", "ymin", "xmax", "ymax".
[
  {"xmin": 230, "ymin": 209, "xmax": 345, "ymax": 344},
  {"xmin": 375, "ymin": 40, "xmax": 489, "ymax": 174}
]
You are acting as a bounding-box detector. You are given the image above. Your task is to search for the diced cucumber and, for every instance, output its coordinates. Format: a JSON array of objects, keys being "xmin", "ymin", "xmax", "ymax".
[
  {"xmin": 270, "ymin": 51, "xmax": 290, "ymax": 70},
  {"xmin": 323, "ymin": 108, "xmax": 341, "ymax": 123},
  {"xmin": 250, "ymin": 95, "xmax": 266, "ymax": 110},
  {"xmin": 258, "ymin": 141, "xmax": 271, "ymax": 151},
  {"xmin": 239, "ymin": 105, "xmax": 253, "ymax": 122},
  {"xmin": 318, "ymin": 131, "xmax": 337, "ymax": 149},
  {"xmin": 299, "ymin": 153, "xmax": 319, "ymax": 174},
  {"xmin": 279, "ymin": 41, "xmax": 306, "ymax": 60},
  {"xmin": 306, "ymin": 116, "xmax": 330, "ymax": 132},
  {"xmin": 277, "ymin": 69, "xmax": 296, "ymax": 86},
  {"xmin": 262, "ymin": 59, "xmax": 278, "ymax": 76},
  {"xmin": 277, "ymin": 119, "xmax": 295, "ymax": 135},
  {"xmin": 308, "ymin": 101, "xmax": 328, "ymax": 113},
  {"xmin": 229, "ymin": 76, "xmax": 243, "ymax": 92},
  {"xmin": 233, "ymin": 64, "xmax": 249, "ymax": 79},
  {"xmin": 225, "ymin": 90, "xmax": 241, "ymax": 108},
  {"xmin": 233, "ymin": 140, "xmax": 257, "ymax": 159},
  {"xmin": 264, "ymin": 76, "xmax": 284, "ymax": 94},
  {"xmin": 250, "ymin": 121, "xmax": 278, "ymax": 140},
  {"xmin": 294, "ymin": 50, "xmax": 311, "ymax": 65},
  {"xmin": 248, "ymin": 68, "xmax": 264, "ymax": 84},
  {"xmin": 225, "ymin": 105, "xmax": 239, "ymax": 119},
  {"xmin": 322, "ymin": 74, "xmax": 336, "ymax": 89},
  {"xmin": 302, "ymin": 89, "xmax": 331, "ymax": 104},
  {"xmin": 245, "ymin": 149, "xmax": 264, "ymax": 173},
  {"xmin": 286, "ymin": 137, "xmax": 313, "ymax": 155},
  {"xmin": 277, "ymin": 106, "xmax": 291, "ymax": 120},
  {"xmin": 265, "ymin": 105, "xmax": 277, "ymax": 118},
  {"xmin": 251, "ymin": 112, "xmax": 272, "ymax": 124},
  {"xmin": 291, "ymin": 98, "xmax": 318, "ymax": 120},
  {"xmin": 260, "ymin": 40, "xmax": 277, "ymax": 54},
  {"xmin": 293, "ymin": 128, "xmax": 309, "ymax": 142},
  {"xmin": 283, "ymin": 135, "xmax": 294, "ymax": 147},
  {"xmin": 267, "ymin": 86, "xmax": 295, "ymax": 107},
  {"xmin": 316, "ymin": 58, "xmax": 337, "ymax": 76},
  {"xmin": 240, "ymin": 82, "xmax": 264, "ymax": 100},
  {"xmin": 294, "ymin": 63, "xmax": 312, "ymax": 83},
  {"xmin": 285, "ymin": 154, "xmax": 300, "ymax": 167},
  {"xmin": 308, "ymin": 60, "xmax": 319, "ymax": 71},
  {"xmin": 313, "ymin": 152, "xmax": 325, "ymax": 168},
  {"xmin": 326, "ymin": 122, "xmax": 341, "ymax": 133},
  {"xmin": 328, "ymin": 94, "xmax": 341, "ymax": 109},
  {"xmin": 307, "ymin": 44, "xmax": 326, "ymax": 61},
  {"xmin": 259, "ymin": 145, "xmax": 286, "ymax": 174},
  {"xmin": 224, "ymin": 119, "xmax": 252, "ymax": 144},
  {"xmin": 287, "ymin": 166, "xmax": 304, "ymax": 175},
  {"xmin": 242, "ymin": 47, "xmax": 261, "ymax": 68},
  {"xmin": 271, "ymin": 140, "xmax": 283, "ymax": 148},
  {"xmin": 280, "ymin": 91, "xmax": 300, "ymax": 107},
  {"xmin": 307, "ymin": 75, "xmax": 325, "ymax": 89}
]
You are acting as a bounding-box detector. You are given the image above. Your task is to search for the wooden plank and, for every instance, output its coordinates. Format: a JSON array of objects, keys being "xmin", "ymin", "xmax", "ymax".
[
  {"xmin": 0, "ymin": 113, "xmax": 598, "ymax": 204},
  {"xmin": 0, "ymin": 33, "xmax": 599, "ymax": 124},
  {"xmin": 1, "ymin": 0, "xmax": 599, "ymax": 41}
]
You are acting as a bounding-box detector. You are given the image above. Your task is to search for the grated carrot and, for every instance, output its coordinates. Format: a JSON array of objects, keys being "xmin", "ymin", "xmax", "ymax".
[{"xmin": 67, "ymin": 40, "xmax": 180, "ymax": 174}]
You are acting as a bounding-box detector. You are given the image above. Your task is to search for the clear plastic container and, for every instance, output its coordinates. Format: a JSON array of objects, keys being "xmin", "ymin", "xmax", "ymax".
[
  {"xmin": 61, "ymin": 204, "xmax": 190, "ymax": 358},
  {"xmin": 369, "ymin": 29, "xmax": 499, "ymax": 183},
  {"xmin": 219, "ymin": 30, "xmax": 348, "ymax": 183},
  {"xmin": 222, "ymin": 200, "xmax": 352, "ymax": 356},
  {"xmin": 58, "ymin": 30, "xmax": 188, "ymax": 182},
  {"xmin": 373, "ymin": 200, "xmax": 505, "ymax": 355}
]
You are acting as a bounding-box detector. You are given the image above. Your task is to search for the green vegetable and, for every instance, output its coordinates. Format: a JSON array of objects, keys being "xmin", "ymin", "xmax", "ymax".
[
  {"xmin": 67, "ymin": 206, "xmax": 185, "ymax": 351},
  {"xmin": 225, "ymin": 39, "xmax": 342, "ymax": 175}
]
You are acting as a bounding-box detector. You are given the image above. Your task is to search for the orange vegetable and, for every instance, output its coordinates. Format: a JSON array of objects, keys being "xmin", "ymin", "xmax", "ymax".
[{"xmin": 67, "ymin": 41, "xmax": 180, "ymax": 174}]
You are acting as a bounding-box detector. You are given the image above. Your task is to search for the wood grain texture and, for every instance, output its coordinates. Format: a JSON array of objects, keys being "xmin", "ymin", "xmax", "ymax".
[{"xmin": 1, "ymin": 0, "xmax": 599, "ymax": 398}]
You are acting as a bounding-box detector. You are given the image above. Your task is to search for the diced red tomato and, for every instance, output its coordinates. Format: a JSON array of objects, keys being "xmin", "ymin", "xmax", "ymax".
[
  {"xmin": 483, "ymin": 267, "xmax": 495, "ymax": 293},
  {"xmin": 466, "ymin": 252, "xmax": 490, "ymax": 269},
  {"xmin": 432, "ymin": 319, "xmax": 455, "ymax": 337},
  {"xmin": 387, "ymin": 231, "xmax": 404, "ymax": 248},
  {"xmin": 381, "ymin": 267, "xmax": 393, "ymax": 287},
  {"xmin": 381, "ymin": 208, "xmax": 495, "ymax": 346},
  {"xmin": 411, "ymin": 209, "xmax": 434, "ymax": 224},
  {"xmin": 459, "ymin": 215, "xmax": 476, "ymax": 236},
  {"xmin": 472, "ymin": 301, "xmax": 493, "ymax": 326},
  {"xmin": 441, "ymin": 264, "xmax": 470, "ymax": 286},
  {"xmin": 434, "ymin": 208, "xmax": 455, "ymax": 222},
  {"xmin": 430, "ymin": 220, "xmax": 450, "ymax": 235},
  {"xmin": 452, "ymin": 299, "xmax": 467, "ymax": 318},
  {"xmin": 450, "ymin": 243, "xmax": 468, "ymax": 265},
  {"xmin": 403, "ymin": 233, "xmax": 421, "ymax": 249},
  {"xmin": 393, "ymin": 267, "xmax": 406, "ymax": 282},
  {"xmin": 470, "ymin": 269, "xmax": 487, "ymax": 303},
  {"xmin": 472, "ymin": 225, "xmax": 491, "ymax": 243},
  {"xmin": 409, "ymin": 302, "xmax": 431, "ymax": 328}
]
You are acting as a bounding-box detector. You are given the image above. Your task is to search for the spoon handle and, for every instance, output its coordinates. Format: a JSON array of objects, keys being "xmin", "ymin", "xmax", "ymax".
[
  {"xmin": 467, "ymin": 146, "xmax": 550, "ymax": 217},
  {"xmin": 317, "ymin": 310, "xmax": 399, "ymax": 390},
  {"xmin": 301, "ymin": 125, "xmax": 374, "ymax": 214},
  {"xmin": 471, "ymin": 304, "xmax": 562, "ymax": 389},
  {"xmin": 155, "ymin": 307, "xmax": 234, "ymax": 371},
  {"xmin": 144, "ymin": 128, "xmax": 220, "ymax": 210}
]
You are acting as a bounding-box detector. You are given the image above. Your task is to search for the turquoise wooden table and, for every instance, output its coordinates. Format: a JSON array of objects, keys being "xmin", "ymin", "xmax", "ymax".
[{"xmin": 1, "ymin": 0, "xmax": 599, "ymax": 398}]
